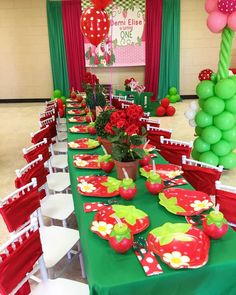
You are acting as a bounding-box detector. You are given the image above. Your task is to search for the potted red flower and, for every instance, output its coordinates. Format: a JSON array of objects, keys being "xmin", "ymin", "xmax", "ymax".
[{"xmin": 105, "ymin": 104, "xmax": 146, "ymax": 180}]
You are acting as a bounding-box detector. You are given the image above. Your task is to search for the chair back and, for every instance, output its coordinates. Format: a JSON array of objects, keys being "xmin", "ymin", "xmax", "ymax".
[
  {"xmin": 31, "ymin": 125, "xmax": 52, "ymax": 145},
  {"xmin": 215, "ymin": 181, "xmax": 236, "ymax": 229},
  {"xmin": 0, "ymin": 219, "xmax": 47, "ymax": 295},
  {"xmin": 140, "ymin": 117, "xmax": 160, "ymax": 128},
  {"xmin": 0, "ymin": 179, "xmax": 41, "ymax": 233},
  {"xmin": 39, "ymin": 109, "xmax": 56, "ymax": 121},
  {"xmin": 147, "ymin": 125, "xmax": 172, "ymax": 149},
  {"xmin": 23, "ymin": 138, "xmax": 51, "ymax": 164},
  {"xmin": 39, "ymin": 116, "xmax": 57, "ymax": 139},
  {"xmin": 158, "ymin": 137, "xmax": 192, "ymax": 166},
  {"xmin": 15, "ymin": 155, "xmax": 48, "ymax": 199},
  {"xmin": 182, "ymin": 156, "xmax": 223, "ymax": 195}
]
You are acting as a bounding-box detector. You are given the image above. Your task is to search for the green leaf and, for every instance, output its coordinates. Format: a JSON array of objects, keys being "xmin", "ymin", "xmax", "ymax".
[
  {"xmin": 140, "ymin": 168, "xmax": 150, "ymax": 178},
  {"xmin": 87, "ymin": 139, "xmax": 99, "ymax": 148},
  {"xmin": 98, "ymin": 155, "xmax": 112, "ymax": 163},
  {"xmin": 101, "ymin": 177, "xmax": 121, "ymax": 193},
  {"xmin": 159, "ymin": 193, "xmax": 186, "ymax": 214},
  {"xmin": 112, "ymin": 205, "xmax": 147, "ymax": 226},
  {"xmin": 132, "ymin": 148, "xmax": 145, "ymax": 159},
  {"xmin": 130, "ymin": 135, "xmax": 143, "ymax": 146}
]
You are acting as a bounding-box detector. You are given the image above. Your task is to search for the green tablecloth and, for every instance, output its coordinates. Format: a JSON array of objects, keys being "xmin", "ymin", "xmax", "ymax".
[{"xmin": 66, "ymin": 114, "xmax": 236, "ymax": 295}]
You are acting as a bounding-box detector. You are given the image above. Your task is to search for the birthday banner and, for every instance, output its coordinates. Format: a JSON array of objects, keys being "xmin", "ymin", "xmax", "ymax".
[{"xmin": 82, "ymin": 0, "xmax": 146, "ymax": 67}]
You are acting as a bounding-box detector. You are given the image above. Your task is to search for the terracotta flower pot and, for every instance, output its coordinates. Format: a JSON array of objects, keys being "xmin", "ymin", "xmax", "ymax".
[
  {"xmin": 100, "ymin": 138, "xmax": 112, "ymax": 154},
  {"xmin": 114, "ymin": 160, "xmax": 139, "ymax": 180}
]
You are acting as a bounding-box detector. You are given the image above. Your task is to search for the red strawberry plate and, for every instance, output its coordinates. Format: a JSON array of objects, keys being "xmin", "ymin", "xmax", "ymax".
[
  {"xmin": 140, "ymin": 164, "xmax": 183, "ymax": 181},
  {"xmin": 131, "ymin": 143, "xmax": 156, "ymax": 152},
  {"xmin": 147, "ymin": 222, "xmax": 210, "ymax": 269},
  {"xmin": 68, "ymin": 138, "xmax": 100, "ymax": 150},
  {"xmin": 68, "ymin": 116, "xmax": 86, "ymax": 123},
  {"xmin": 69, "ymin": 125, "xmax": 88, "ymax": 133},
  {"xmin": 73, "ymin": 154, "xmax": 101, "ymax": 169},
  {"xmin": 159, "ymin": 188, "xmax": 213, "ymax": 216},
  {"xmin": 91, "ymin": 204, "xmax": 150, "ymax": 239},
  {"xmin": 68, "ymin": 109, "xmax": 86, "ymax": 116},
  {"xmin": 67, "ymin": 103, "xmax": 82, "ymax": 108},
  {"xmin": 77, "ymin": 176, "xmax": 120, "ymax": 197}
]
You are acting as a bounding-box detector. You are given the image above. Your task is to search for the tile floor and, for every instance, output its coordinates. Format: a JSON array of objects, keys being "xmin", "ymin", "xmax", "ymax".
[{"xmin": 0, "ymin": 100, "xmax": 236, "ymax": 283}]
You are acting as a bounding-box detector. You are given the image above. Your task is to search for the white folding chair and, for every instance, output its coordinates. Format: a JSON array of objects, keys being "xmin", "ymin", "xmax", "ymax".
[
  {"xmin": 0, "ymin": 218, "xmax": 89, "ymax": 294},
  {"xmin": 215, "ymin": 181, "xmax": 236, "ymax": 230},
  {"xmin": 40, "ymin": 116, "xmax": 67, "ymax": 142},
  {"xmin": 0, "ymin": 179, "xmax": 86, "ymax": 278}
]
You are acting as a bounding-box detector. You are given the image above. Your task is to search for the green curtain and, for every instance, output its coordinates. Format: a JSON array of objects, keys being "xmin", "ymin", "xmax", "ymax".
[
  {"xmin": 158, "ymin": 0, "xmax": 180, "ymax": 99},
  {"xmin": 47, "ymin": 0, "xmax": 69, "ymax": 96}
]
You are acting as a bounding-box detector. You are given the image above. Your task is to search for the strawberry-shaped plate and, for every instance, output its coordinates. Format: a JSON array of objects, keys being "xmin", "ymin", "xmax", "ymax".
[
  {"xmin": 140, "ymin": 164, "xmax": 183, "ymax": 181},
  {"xmin": 147, "ymin": 222, "xmax": 210, "ymax": 269},
  {"xmin": 131, "ymin": 143, "xmax": 156, "ymax": 152},
  {"xmin": 91, "ymin": 204, "xmax": 149, "ymax": 239},
  {"xmin": 68, "ymin": 109, "xmax": 86, "ymax": 116},
  {"xmin": 69, "ymin": 125, "xmax": 88, "ymax": 133},
  {"xmin": 67, "ymin": 103, "xmax": 82, "ymax": 108},
  {"xmin": 73, "ymin": 154, "xmax": 101, "ymax": 169},
  {"xmin": 68, "ymin": 138, "xmax": 100, "ymax": 150},
  {"xmin": 77, "ymin": 176, "xmax": 121, "ymax": 197},
  {"xmin": 68, "ymin": 116, "xmax": 86, "ymax": 123},
  {"xmin": 159, "ymin": 188, "xmax": 213, "ymax": 216}
]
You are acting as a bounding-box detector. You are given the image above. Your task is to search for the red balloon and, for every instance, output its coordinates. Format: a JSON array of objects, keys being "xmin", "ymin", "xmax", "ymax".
[
  {"xmin": 166, "ymin": 106, "xmax": 176, "ymax": 116},
  {"xmin": 90, "ymin": 0, "xmax": 112, "ymax": 10},
  {"xmin": 58, "ymin": 107, "xmax": 65, "ymax": 118},
  {"xmin": 160, "ymin": 98, "xmax": 170, "ymax": 108},
  {"xmin": 80, "ymin": 7, "xmax": 110, "ymax": 47},
  {"xmin": 56, "ymin": 98, "xmax": 64, "ymax": 109},
  {"xmin": 156, "ymin": 106, "xmax": 166, "ymax": 117}
]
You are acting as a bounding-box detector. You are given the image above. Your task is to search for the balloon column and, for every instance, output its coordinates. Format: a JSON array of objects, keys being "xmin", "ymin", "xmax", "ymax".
[
  {"xmin": 193, "ymin": 0, "xmax": 236, "ymax": 169},
  {"xmin": 165, "ymin": 87, "xmax": 181, "ymax": 103},
  {"xmin": 80, "ymin": 1, "xmax": 111, "ymax": 47},
  {"xmin": 50, "ymin": 89, "xmax": 66, "ymax": 117}
]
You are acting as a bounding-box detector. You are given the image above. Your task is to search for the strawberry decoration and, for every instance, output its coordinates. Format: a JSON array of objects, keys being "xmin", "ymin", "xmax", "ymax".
[
  {"xmin": 145, "ymin": 171, "xmax": 164, "ymax": 195},
  {"xmin": 147, "ymin": 222, "xmax": 210, "ymax": 269},
  {"xmin": 198, "ymin": 68, "xmax": 213, "ymax": 81},
  {"xmin": 76, "ymin": 95, "xmax": 83, "ymax": 103},
  {"xmin": 109, "ymin": 223, "xmax": 134, "ymax": 253},
  {"xmin": 139, "ymin": 153, "xmax": 151, "ymax": 167},
  {"xmin": 156, "ymin": 101, "xmax": 176, "ymax": 117},
  {"xmin": 159, "ymin": 188, "xmax": 213, "ymax": 216},
  {"xmin": 98, "ymin": 155, "xmax": 114, "ymax": 173},
  {"xmin": 119, "ymin": 178, "xmax": 137, "ymax": 200},
  {"xmin": 86, "ymin": 112, "xmax": 95, "ymax": 123},
  {"xmin": 218, "ymin": 0, "xmax": 236, "ymax": 13},
  {"xmin": 81, "ymin": 101, "xmax": 87, "ymax": 108},
  {"xmin": 88, "ymin": 122, "xmax": 96, "ymax": 135},
  {"xmin": 202, "ymin": 209, "xmax": 228, "ymax": 239}
]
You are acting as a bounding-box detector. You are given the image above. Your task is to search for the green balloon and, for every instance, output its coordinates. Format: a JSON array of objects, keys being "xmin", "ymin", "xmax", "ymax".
[
  {"xmin": 195, "ymin": 126, "xmax": 203, "ymax": 136},
  {"xmin": 203, "ymin": 96, "xmax": 225, "ymax": 115},
  {"xmin": 61, "ymin": 96, "xmax": 66, "ymax": 104},
  {"xmin": 214, "ymin": 111, "xmax": 236, "ymax": 131},
  {"xmin": 225, "ymin": 95, "xmax": 236, "ymax": 114},
  {"xmin": 199, "ymin": 151, "xmax": 219, "ymax": 166},
  {"xmin": 195, "ymin": 111, "xmax": 213, "ymax": 128},
  {"xmin": 219, "ymin": 152, "xmax": 236, "ymax": 169},
  {"xmin": 211, "ymin": 140, "xmax": 231, "ymax": 156},
  {"xmin": 215, "ymin": 78, "xmax": 236, "ymax": 100},
  {"xmin": 198, "ymin": 99, "xmax": 204, "ymax": 108},
  {"xmin": 169, "ymin": 87, "xmax": 177, "ymax": 95},
  {"xmin": 175, "ymin": 94, "xmax": 181, "ymax": 101},
  {"xmin": 229, "ymin": 75, "xmax": 236, "ymax": 88},
  {"xmin": 211, "ymin": 73, "xmax": 217, "ymax": 83},
  {"xmin": 53, "ymin": 89, "xmax": 62, "ymax": 98},
  {"xmin": 201, "ymin": 126, "xmax": 222, "ymax": 144},
  {"xmin": 196, "ymin": 80, "xmax": 215, "ymax": 99},
  {"xmin": 193, "ymin": 137, "xmax": 210, "ymax": 153},
  {"xmin": 50, "ymin": 96, "xmax": 56, "ymax": 101},
  {"xmin": 229, "ymin": 141, "xmax": 236, "ymax": 150},
  {"xmin": 169, "ymin": 95, "xmax": 177, "ymax": 103},
  {"xmin": 222, "ymin": 126, "xmax": 236, "ymax": 142},
  {"xmin": 191, "ymin": 148, "xmax": 200, "ymax": 160}
]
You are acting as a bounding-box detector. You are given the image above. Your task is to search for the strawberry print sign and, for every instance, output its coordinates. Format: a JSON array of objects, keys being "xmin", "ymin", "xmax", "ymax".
[
  {"xmin": 68, "ymin": 138, "xmax": 100, "ymax": 150},
  {"xmin": 73, "ymin": 154, "xmax": 101, "ymax": 169},
  {"xmin": 68, "ymin": 116, "xmax": 87, "ymax": 123},
  {"xmin": 69, "ymin": 125, "xmax": 88, "ymax": 133},
  {"xmin": 91, "ymin": 204, "xmax": 149, "ymax": 239},
  {"xmin": 77, "ymin": 176, "xmax": 121, "ymax": 197},
  {"xmin": 147, "ymin": 222, "xmax": 210, "ymax": 269},
  {"xmin": 159, "ymin": 188, "xmax": 213, "ymax": 216}
]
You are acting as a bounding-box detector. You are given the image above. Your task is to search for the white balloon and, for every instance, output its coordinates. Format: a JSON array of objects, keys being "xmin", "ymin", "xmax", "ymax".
[
  {"xmin": 190, "ymin": 101, "xmax": 199, "ymax": 111},
  {"xmin": 189, "ymin": 119, "xmax": 196, "ymax": 127},
  {"xmin": 185, "ymin": 108, "xmax": 196, "ymax": 120}
]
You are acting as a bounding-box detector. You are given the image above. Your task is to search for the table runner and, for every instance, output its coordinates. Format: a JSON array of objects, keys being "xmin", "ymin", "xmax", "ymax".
[{"xmin": 66, "ymin": 112, "xmax": 236, "ymax": 295}]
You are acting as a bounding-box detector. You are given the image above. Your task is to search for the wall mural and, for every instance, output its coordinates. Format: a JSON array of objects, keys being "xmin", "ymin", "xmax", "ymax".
[{"xmin": 82, "ymin": 0, "xmax": 145, "ymax": 67}]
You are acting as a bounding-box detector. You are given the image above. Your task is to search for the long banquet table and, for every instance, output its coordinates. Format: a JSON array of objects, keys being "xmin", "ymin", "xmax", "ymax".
[{"xmin": 66, "ymin": 111, "xmax": 236, "ymax": 295}]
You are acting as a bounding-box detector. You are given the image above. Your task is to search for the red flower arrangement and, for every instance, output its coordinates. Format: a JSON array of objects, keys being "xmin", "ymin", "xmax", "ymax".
[
  {"xmin": 124, "ymin": 77, "xmax": 136, "ymax": 91},
  {"xmin": 83, "ymin": 71, "xmax": 99, "ymax": 86},
  {"xmin": 105, "ymin": 104, "xmax": 147, "ymax": 162}
]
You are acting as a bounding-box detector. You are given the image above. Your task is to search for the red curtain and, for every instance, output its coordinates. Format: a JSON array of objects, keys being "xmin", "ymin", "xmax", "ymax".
[
  {"xmin": 62, "ymin": 0, "xmax": 85, "ymax": 91},
  {"xmin": 145, "ymin": 0, "xmax": 163, "ymax": 99}
]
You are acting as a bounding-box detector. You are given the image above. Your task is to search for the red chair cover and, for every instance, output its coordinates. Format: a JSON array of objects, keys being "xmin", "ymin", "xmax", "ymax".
[
  {"xmin": 182, "ymin": 164, "xmax": 222, "ymax": 195},
  {"xmin": 15, "ymin": 161, "xmax": 48, "ymax": 192},
  {"xmin": 159, "ymin": 143, "xmax": 192, "ymax": 166},
  {"xmin": 31, "ymin": 126, "xmax": 52, "ymax": 145},
  {"xmin": 147, "ymin": 129, "xmax": 172, "ymax": 149},
  {"xmin": 41, "ymin": 121, "xmax": 57, "ymax": 139},
  {"xmin": 0, "ymin": 188, "xmax": 41, "ymax": 232},
  {"xmin": 140, "ymin": 120, "xmax": 160, "ymax": 129},
  {"xmin": 216, "ymin": 189, "xmax": 236, "ymax": 226},
  {"xmin": 0, "ymin": 230, "xmax": 43, "ymax": 295},
  {"xmin": 24, "ymin": 144, "xmax": 51, "ymax": 164}
]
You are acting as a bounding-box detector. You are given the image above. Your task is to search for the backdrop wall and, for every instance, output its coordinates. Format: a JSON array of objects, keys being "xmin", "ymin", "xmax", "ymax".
[{"xmin": 0, "ymin": 0, "xmax": 236, "ymax": 99}]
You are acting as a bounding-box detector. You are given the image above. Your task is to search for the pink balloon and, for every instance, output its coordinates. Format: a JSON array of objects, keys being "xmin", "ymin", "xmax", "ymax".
[
  {"xmin": 205, "ymin": 0, "xmax": 218, "ymax": 13},
  {"xmin": 207, "ymin": 11, "xmax": 227, "ymax": 33},
  {"xmin": 228, "ymin": 11, "xmax": 236, "ymax": 30}
]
